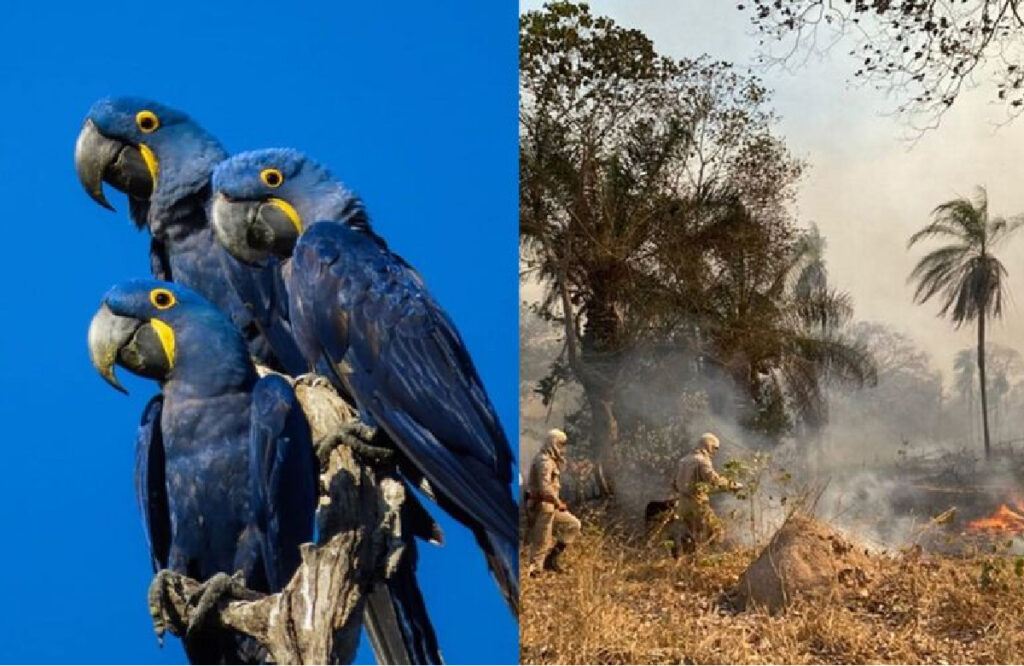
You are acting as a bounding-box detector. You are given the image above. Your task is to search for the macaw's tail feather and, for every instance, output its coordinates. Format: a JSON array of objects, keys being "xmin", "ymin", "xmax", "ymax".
[
  {"xmin": 481, "ymin": 529, "xmax": 520, "ymax": 618},
  {"xmin": 363, "ymin": 547, "xmax": 442, "ymax": 664},
  {"xmin": 391, "ymin": 455, "xmax": 519, "ymax": 618}
]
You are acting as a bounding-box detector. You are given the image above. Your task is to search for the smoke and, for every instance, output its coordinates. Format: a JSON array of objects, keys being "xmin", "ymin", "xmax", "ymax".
[
  {"xmin": 521, "ymin": 298, "xmax": 1024, "ymax": 551},
  {"xmin": 781, "ymin": 327, "xmax": 1024, "ymax": 548}
]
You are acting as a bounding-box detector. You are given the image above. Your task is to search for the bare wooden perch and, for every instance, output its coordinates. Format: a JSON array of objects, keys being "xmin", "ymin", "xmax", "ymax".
[{"xmin": 148, "ymin": 373, "xmax": 413, "ymax": 664}]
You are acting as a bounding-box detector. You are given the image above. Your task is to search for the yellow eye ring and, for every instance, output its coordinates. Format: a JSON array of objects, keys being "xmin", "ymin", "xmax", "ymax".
[
  {"xmin": 136, "ymin": 110, "xmax": 160, "ymax": 133},
  {"xmin": 260, "ymin": 168, "xmax": 284, "ymax": 188},
  {"xmin": 149, "ymin": 288, "xmax": 176, "ymax": 310}
]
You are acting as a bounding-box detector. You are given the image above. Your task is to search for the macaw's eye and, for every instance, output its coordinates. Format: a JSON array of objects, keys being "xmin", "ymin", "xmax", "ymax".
[
  {"xmin": 149, "ymin": 288, "xmax": 176, "ymax": 310},
  {"xmin": 136, "ymin": 110, "xmax": 160, "ymax": 133},
  {"xmin": 260, "ymin": 168, "xmax": 284, "ymax": 188}
]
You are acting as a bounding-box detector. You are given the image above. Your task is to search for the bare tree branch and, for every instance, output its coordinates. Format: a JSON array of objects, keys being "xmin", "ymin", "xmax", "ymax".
[{"xmin": 741, "ymin": 0, "xmax": 1024, "ymax": 134}]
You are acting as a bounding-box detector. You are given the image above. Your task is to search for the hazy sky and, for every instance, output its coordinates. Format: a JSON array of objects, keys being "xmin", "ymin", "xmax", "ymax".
[{"xmin": 520, "ymin": 0, "xmax": 1024, "ymax": 382}]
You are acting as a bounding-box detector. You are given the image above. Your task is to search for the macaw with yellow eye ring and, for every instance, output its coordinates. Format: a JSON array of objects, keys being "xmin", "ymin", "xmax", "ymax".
[
  {"xmin": 87, "ymin": 279, "xmax": 317, "ymax": 664},
  {"xmin": 209, "ymin": 149, "xmax": 520, "ymax": 617},
  {"xmin": 75, "ymin": 97, "xmax": 305, "ymax": 374},
  {"xmin": 77, "ymin": 98, "xmax": 442, "ymax": 665}
]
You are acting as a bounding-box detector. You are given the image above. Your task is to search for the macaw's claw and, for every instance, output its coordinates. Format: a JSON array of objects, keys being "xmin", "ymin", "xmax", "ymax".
[
  {"xmin": 318, "ymin": 422, "xmax": 395, "ymax": 467},
  {"xmin": 147, "ymin": 569, "xmax": 260, "ymax": 644},
  {"xmin": 315, "ymin": 435, "xmax": 340, "ymax": 465},
  {"xmin": 148, "ymin": 569, "xmax": 183, "ymax": 646},
  {"xmin": 184, "ymin": 571, "xmax": 252, "ymax": 637},
  {"xmin": 347, "ymin": 435, "xmax": 397, "ymax": 467}
]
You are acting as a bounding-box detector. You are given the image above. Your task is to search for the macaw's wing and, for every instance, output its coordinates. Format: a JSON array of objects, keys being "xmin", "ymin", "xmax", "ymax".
[
  {"xmin": 348, "ymin": 258, "xmax": 522, "ymax": 614},
  {"xmin": 291, "ymin": 227, "xmax": 517, "ymax": 545},
  {"xmin": 249, "ymin": 375, "xmax": 318, "ymax": 592},
  {"xmin": 134, "ymin": 394, "xmax": 170, "ymax": 572},
  {"xmin": 352, "ymin": 276, "xmax": 517, "ymax": 543}
]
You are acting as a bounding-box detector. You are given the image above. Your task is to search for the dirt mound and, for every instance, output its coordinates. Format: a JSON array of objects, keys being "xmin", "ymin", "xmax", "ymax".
[{"xmin": 735, "ymin": 512, "xmax": 872, "ymax": 612}]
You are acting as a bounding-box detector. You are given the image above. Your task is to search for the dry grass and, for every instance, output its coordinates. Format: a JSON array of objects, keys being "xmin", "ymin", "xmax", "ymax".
[{"xmin": 521, "ymin": 509, "xmax": 1024, "ymax": 664}]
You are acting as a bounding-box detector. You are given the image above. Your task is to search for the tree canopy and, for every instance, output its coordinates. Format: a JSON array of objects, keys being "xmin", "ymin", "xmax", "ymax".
[{"xmin": 740, "ymin": 0, "xmax": 1024, "ymax": 130}]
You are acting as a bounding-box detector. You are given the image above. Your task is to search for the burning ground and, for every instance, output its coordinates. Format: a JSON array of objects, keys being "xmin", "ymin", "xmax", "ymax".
[
  {"xmin": 521, "ymin": 503, "xmax": 1024, "ymax": 664},
  {"xmin": 826, "ymin": 448, "xmax": 1024, "ymax": 553}
]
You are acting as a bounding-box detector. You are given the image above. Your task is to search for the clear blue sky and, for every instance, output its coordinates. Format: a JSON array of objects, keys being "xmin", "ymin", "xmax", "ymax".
[{"xmin": 0, "ymin": 2, "xmax": 518, "ymax": 663}]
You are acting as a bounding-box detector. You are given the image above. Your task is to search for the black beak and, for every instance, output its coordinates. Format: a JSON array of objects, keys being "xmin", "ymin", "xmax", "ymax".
[
  {"xmin": 88, "ymin": 303, "xmax": 172, "ymax": 393},
  {"xmin": 210, "ymin": 193, "xmax": 302, "ymax": 266},
  {"xmin": 74, "ymin": 119, "xmax": 154, "ymax": 211}
]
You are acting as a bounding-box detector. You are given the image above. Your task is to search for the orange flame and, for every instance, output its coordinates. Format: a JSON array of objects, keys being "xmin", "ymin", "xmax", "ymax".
[{"xmin": 967, "ymin": 498, "xmax": 1024, "ymax": 534}]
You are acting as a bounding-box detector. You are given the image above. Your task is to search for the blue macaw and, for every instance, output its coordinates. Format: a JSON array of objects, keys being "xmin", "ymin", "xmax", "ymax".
[
  {"xmin": 209, "ymin": 149, "xmax": 520, "ymax": 616},
  {"xmin": 75, "ymin": 97, "xmax": 304, "ymax": 374},
  {"xmin": 87, "ymin": 279, "xmax": 317, "ymax": 663}
]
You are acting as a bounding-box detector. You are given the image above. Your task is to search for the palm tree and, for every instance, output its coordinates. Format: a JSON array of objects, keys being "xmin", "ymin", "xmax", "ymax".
[
  {"xmin": 908, "ymin": 187, "xmax": 1021, "ymax": 459},
  {"xmin": 698, "ymin": 203, "xmax": 876, "ymax": 439}
]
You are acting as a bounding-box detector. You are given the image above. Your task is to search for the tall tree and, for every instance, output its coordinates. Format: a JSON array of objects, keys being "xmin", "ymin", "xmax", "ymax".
[
  {"xmin": 521, "ymin": 1, "xmax": 678, "ymax": 492},
  {"xmin": 907, "ymin": 187, "xmax": 1021, "ymax": 458},
  {"xmin": 520, "ymin": 1, "xmax": 802, "ymax": 490}
]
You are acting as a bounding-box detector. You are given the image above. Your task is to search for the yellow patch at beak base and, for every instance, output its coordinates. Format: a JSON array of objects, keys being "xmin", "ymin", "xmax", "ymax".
[
  {"xmin": 267, "ymin": 197, "xmax": 303, "ymax": 233},
  {"xmin": 139, "ymin": 143, "xmax": 160, "ymax": 186},
  {"xmin": 149, "ymin": 318, "xmax": 176, "ymax": 368}
]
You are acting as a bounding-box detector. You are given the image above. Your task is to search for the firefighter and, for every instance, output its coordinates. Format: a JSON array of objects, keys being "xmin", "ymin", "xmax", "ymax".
[
  {"xmin": 669, "ymin": 432, "xmax": 742, "ymax": 556},
  {"xmin": 525, "ymin": 429, "xmax": 581, "ymax": 574}
]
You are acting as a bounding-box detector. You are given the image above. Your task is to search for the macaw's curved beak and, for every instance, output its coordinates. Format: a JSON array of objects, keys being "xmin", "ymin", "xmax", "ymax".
[
  {"xmin": 88, "ymin": 303, "xmax": 173, "ymax": 393},
  {"xmin": 74, "ymin": 119, "xmax": 155, "ymax": 211},
  {"xmin": 210, "ymin": 193, "xmax": 302, "ymax": 266}
]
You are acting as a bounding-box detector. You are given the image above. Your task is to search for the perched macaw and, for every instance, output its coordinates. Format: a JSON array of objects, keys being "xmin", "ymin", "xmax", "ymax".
[
  {"xmin": 75, "ymin": 97, "xmax": 304, "ymax": 374},
  {"xmin": 209, "ymin": 149, "xmax": 520, "ymax": 616},
  {"xmin": 87, "ymin": 279, "xmax": 317, "ymax": 664},
  {"xmin": 76, "ymin": 98, "xmax": 441, "ymax": 665}
]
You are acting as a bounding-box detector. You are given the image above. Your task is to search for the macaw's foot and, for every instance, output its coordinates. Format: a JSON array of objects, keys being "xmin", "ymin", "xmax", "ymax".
[
  {"xmin": 184, "ymin": 571, "xmax": 253, "ymax": 638},
  {"xmin": 148, "ymin": 569, "xmax": 184, "ymax": 646},
  {"xmin": 320, "ymin": 422, "xmax": 396, "ymax": 467},
  {"xmin": 147, "ymin": 570, "xmax": 258, "ymax": 644},
  {"xmin": 315, "ymin": 421, "xmax": 373, "ymax": 463}
]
